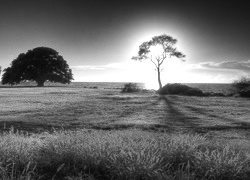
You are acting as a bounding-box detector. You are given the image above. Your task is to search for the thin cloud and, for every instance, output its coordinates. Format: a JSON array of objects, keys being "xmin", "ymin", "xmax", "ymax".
[
  {"xmin": 71, "ymin": 61, "xmax": 143, "ymax": 71},
  {"xmin": 197, "ymin": 60, "xmax": 250, "ymax": 71},
  {"xmin": 70, "ymin": 65, "xmax": 106, "ymax": 71}
]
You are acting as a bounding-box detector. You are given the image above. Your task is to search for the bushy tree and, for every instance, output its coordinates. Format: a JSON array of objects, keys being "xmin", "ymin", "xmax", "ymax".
[
  {"xmin": 132, "ymin": 34, "xmax": 186, "ymax": 90},
  {"xmin": 1, "ymin": 47, "xmax": 74, "ymax": 86}
]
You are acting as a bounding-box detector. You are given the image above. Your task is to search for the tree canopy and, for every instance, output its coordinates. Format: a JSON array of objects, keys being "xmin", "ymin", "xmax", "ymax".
[
  {"xmin": 1, "ymin": 47, "xmax": 74, "ymax": 86},
  {"xmin": 132, "ymin": 34, "xmax": 186, "ymax": 89}
]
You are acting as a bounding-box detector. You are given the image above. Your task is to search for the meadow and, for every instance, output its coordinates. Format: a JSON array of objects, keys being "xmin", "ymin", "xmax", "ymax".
[{"xmin": 0, "ymin": 82, "xmax": 250, "ymax": 179}]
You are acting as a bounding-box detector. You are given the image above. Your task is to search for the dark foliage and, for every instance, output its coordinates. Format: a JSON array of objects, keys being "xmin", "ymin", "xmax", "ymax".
[
  {"xmin": 232, "ymin": 77, "xmax": 250, "ymax": 92},
  {"xmin": 158, "ymin": 83, "xmax": 230, "ymax": 97},
  {"xmin": 184, "ymin": 88, "xmax": 204, "ymax": 96},
  {"xmin": 158, "ymin": 83, "xmax": 191, "ymax": 95},
  {"xmin": 209, "ymin": 92, "xmax": 226, "ymax": 97},
  {"xmin": 239, "ymin": 90, "xmax": 250, "ymax": 98},
  {"xmin": 121, "ymin": 83, "xmax": 142, "ymax": 93},
  {"xmin": 231, "ymin": 77, "xmax": 250, "ymax": 98},
  {"xmin": 1, "ymin": 47, "xmax": 74, "ymax": 87}
]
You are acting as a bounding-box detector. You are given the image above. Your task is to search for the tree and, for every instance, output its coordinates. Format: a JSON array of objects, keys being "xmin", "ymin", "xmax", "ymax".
[
  {"xmin": 132, "ymin": 34, "xmax": 186, "ymax": 89},
  {"xmin": 1, "ymin": 47, "xmax": 74, "ymax": 87}
]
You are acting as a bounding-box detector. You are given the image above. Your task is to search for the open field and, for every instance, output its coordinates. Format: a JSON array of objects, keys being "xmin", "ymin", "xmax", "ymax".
[
  {"xmin": 1, "ymin": 83, "xmax": 250, "ymax": 179},
  {"xmin": 0, "ymin": 83, "xmax": 249, "ymax": 137}
]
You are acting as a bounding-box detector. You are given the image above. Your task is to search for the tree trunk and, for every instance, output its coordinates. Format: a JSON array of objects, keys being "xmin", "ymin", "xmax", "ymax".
[
  {"xmin": 157, "ymin": 68, "xmax": 162, "ymax": 90},
  {"xmin": 36, "ymin": 80, "xmax": 45, "ymax": 87}
]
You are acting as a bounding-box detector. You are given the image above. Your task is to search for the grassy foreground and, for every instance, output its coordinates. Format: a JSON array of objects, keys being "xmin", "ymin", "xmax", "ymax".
[
  {"xmin": 0, "ymin": 128, "xmax": 249, "ymax": 180},
  {"xmin": 1, "ymin": 84, "xmax": 250, "ymax": 179}
]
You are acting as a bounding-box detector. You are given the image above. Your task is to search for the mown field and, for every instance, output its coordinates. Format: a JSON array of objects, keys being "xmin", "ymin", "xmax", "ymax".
[
  {"xmin": 0, "ymin": 83, "xmax": 249, "ymax": 137},
  {"xmin": 0, "ymin": 83, "xmax": 250, "ymax": 179}
]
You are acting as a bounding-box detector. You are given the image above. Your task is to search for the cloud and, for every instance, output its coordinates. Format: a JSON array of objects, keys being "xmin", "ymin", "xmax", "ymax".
[
  {"xmin": 70, "ymin": 61, "xmax": 144, "ymax": 71},
  {"xmin": 70, "ymin": 65, "xmax": 106, "ymax": 71},
  {"xmin": 103, "ymin": 63, "xmax": 134, "ymax": 70},
  {"xmin": 197, "ymin": 60, "xmax": 250, "ymax": 72}
]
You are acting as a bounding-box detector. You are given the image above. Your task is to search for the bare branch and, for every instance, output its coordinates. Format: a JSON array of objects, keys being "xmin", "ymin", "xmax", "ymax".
[
  {"xmin": 150, "ymin": 56, "xmax": 158, "ymax": 69},
  {"xmin": 159, "ymin": 59, "xmax": 164, "ymax": 66},
  {"xmin": 162, "ymin": 51, "xmax": 166, "ymax": 60}
]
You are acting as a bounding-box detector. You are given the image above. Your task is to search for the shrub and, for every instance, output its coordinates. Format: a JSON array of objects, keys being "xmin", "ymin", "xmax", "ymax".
[
  {"xmin": 158, "ymin": 83, "xmax": 206, "ymax": 97},
  {"xmin": 239, "ymin": 90, "xmax": 250, "ymax": 98},
  {"xmin": 183, "ymin": 88, "xmax": 204, "ymax": 96},
  {"xmin": 232, "ymin": 77, "xmax": 250, "ymax": 92},
  {"xmin": 207, "ymin": 92, "xmax": 226, "ymax": 97},
  {"xmin": 231, "ymin": 77, "xmax": 250, "ymax": 98},
  {"xmin": 158, "ymin": 83, "xmax": 191, "ymax": 95},
  {"xmin": 158, "ymin": 83, "xmax": 230, "ymax": 97},
  {"xmin": 121, "ymin": 83, "xmax": 142, "ymax": 93},
  {"xmin": 213, "ymin": 92, "xmax": 226, "ymax": 97}
]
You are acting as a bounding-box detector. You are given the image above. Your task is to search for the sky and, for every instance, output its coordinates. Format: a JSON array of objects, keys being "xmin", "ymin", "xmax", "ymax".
[{"xmin": 0, "ymin": 0, "xmax": 250, "ymax": 88}]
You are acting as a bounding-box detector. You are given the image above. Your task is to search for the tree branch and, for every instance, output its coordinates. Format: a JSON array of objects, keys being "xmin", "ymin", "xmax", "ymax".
[
  {"xmin": 159, "ymin": 59, "xmax": 164, "ymax": 66},
  {"xmin": 150, "ymin": 56, "xmax": 158, "ymax": 69}
]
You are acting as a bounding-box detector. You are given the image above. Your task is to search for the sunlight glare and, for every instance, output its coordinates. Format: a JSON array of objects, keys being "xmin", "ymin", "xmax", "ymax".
[
  {"xmin": 149, "ymin": 45, "xmax": 164, "ymax": 58},
  {"xmin": 144, "ymin": 80, "xmax": 159, "ymax": 90},
  {"xmin": 141, "ymin": 58, "xmax": 188, "ymax": 89}
]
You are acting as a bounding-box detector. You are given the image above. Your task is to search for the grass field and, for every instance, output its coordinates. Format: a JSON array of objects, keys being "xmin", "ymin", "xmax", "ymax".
[{"xmin": 0, "ymin": 83, "xmax": 250, "ymax": 179}]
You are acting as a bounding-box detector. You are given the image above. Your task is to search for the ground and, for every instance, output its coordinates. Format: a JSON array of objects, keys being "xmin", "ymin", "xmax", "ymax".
[
  {"xmin": 1, "ymin": 85, "xmax": 250, "ymax": 179},
  {"xmin": 1, "ymin": 85, "xmax": 250, "ymax": 143}
]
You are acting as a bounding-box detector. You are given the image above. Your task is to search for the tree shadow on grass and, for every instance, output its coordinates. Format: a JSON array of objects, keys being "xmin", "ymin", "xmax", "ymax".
[
  {"xmin": 158, "ymin": 95, "xmax": 201, "ymax": 133},
  {"xmin": 87, "ymin": 95, "xmax": 178, "ymax": 132},
  {"xmin": 111, "ymin": 95, "xmax": 162, "ymax": 119},
  {"xmin": 184, "ymin": 105, "xmax": 237, "ymax": 124},
  {"xmin": 161, "ymin": 95, "xmax": 250, "ymax": 134},
  {"xmin": 2, "ymin": 94, "xmax": 249, "ymax": 134}
]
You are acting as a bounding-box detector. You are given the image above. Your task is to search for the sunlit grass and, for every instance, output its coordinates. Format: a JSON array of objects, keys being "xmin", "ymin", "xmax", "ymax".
[
  {"xmin": 1, "ymin": 84, "xmax": 250, "ymax": 179},
  {"xmin": 0, "ymin": 129, "xmax": 249, "ymax": 180}
]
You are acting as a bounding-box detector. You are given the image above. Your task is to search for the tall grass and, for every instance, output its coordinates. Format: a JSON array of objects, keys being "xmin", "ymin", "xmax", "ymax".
[{"xmin": 0, "ymin": 129, "xmax": 249, "ymax": 180}]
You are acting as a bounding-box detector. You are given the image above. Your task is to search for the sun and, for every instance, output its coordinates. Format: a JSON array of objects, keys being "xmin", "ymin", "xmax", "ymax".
[
  {"xmin": 144, "ymin": 80, "xmax": 159, "ymax": 90},
  {"xmin": 141, "ymin": 58, "xmax": 188, "ymax": 90}
]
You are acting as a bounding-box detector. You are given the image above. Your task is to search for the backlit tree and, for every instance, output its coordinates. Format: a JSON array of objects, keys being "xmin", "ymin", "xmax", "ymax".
[{"xmin": 132, "ymin": 34, "xmax": 186, "ymax": 89}]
